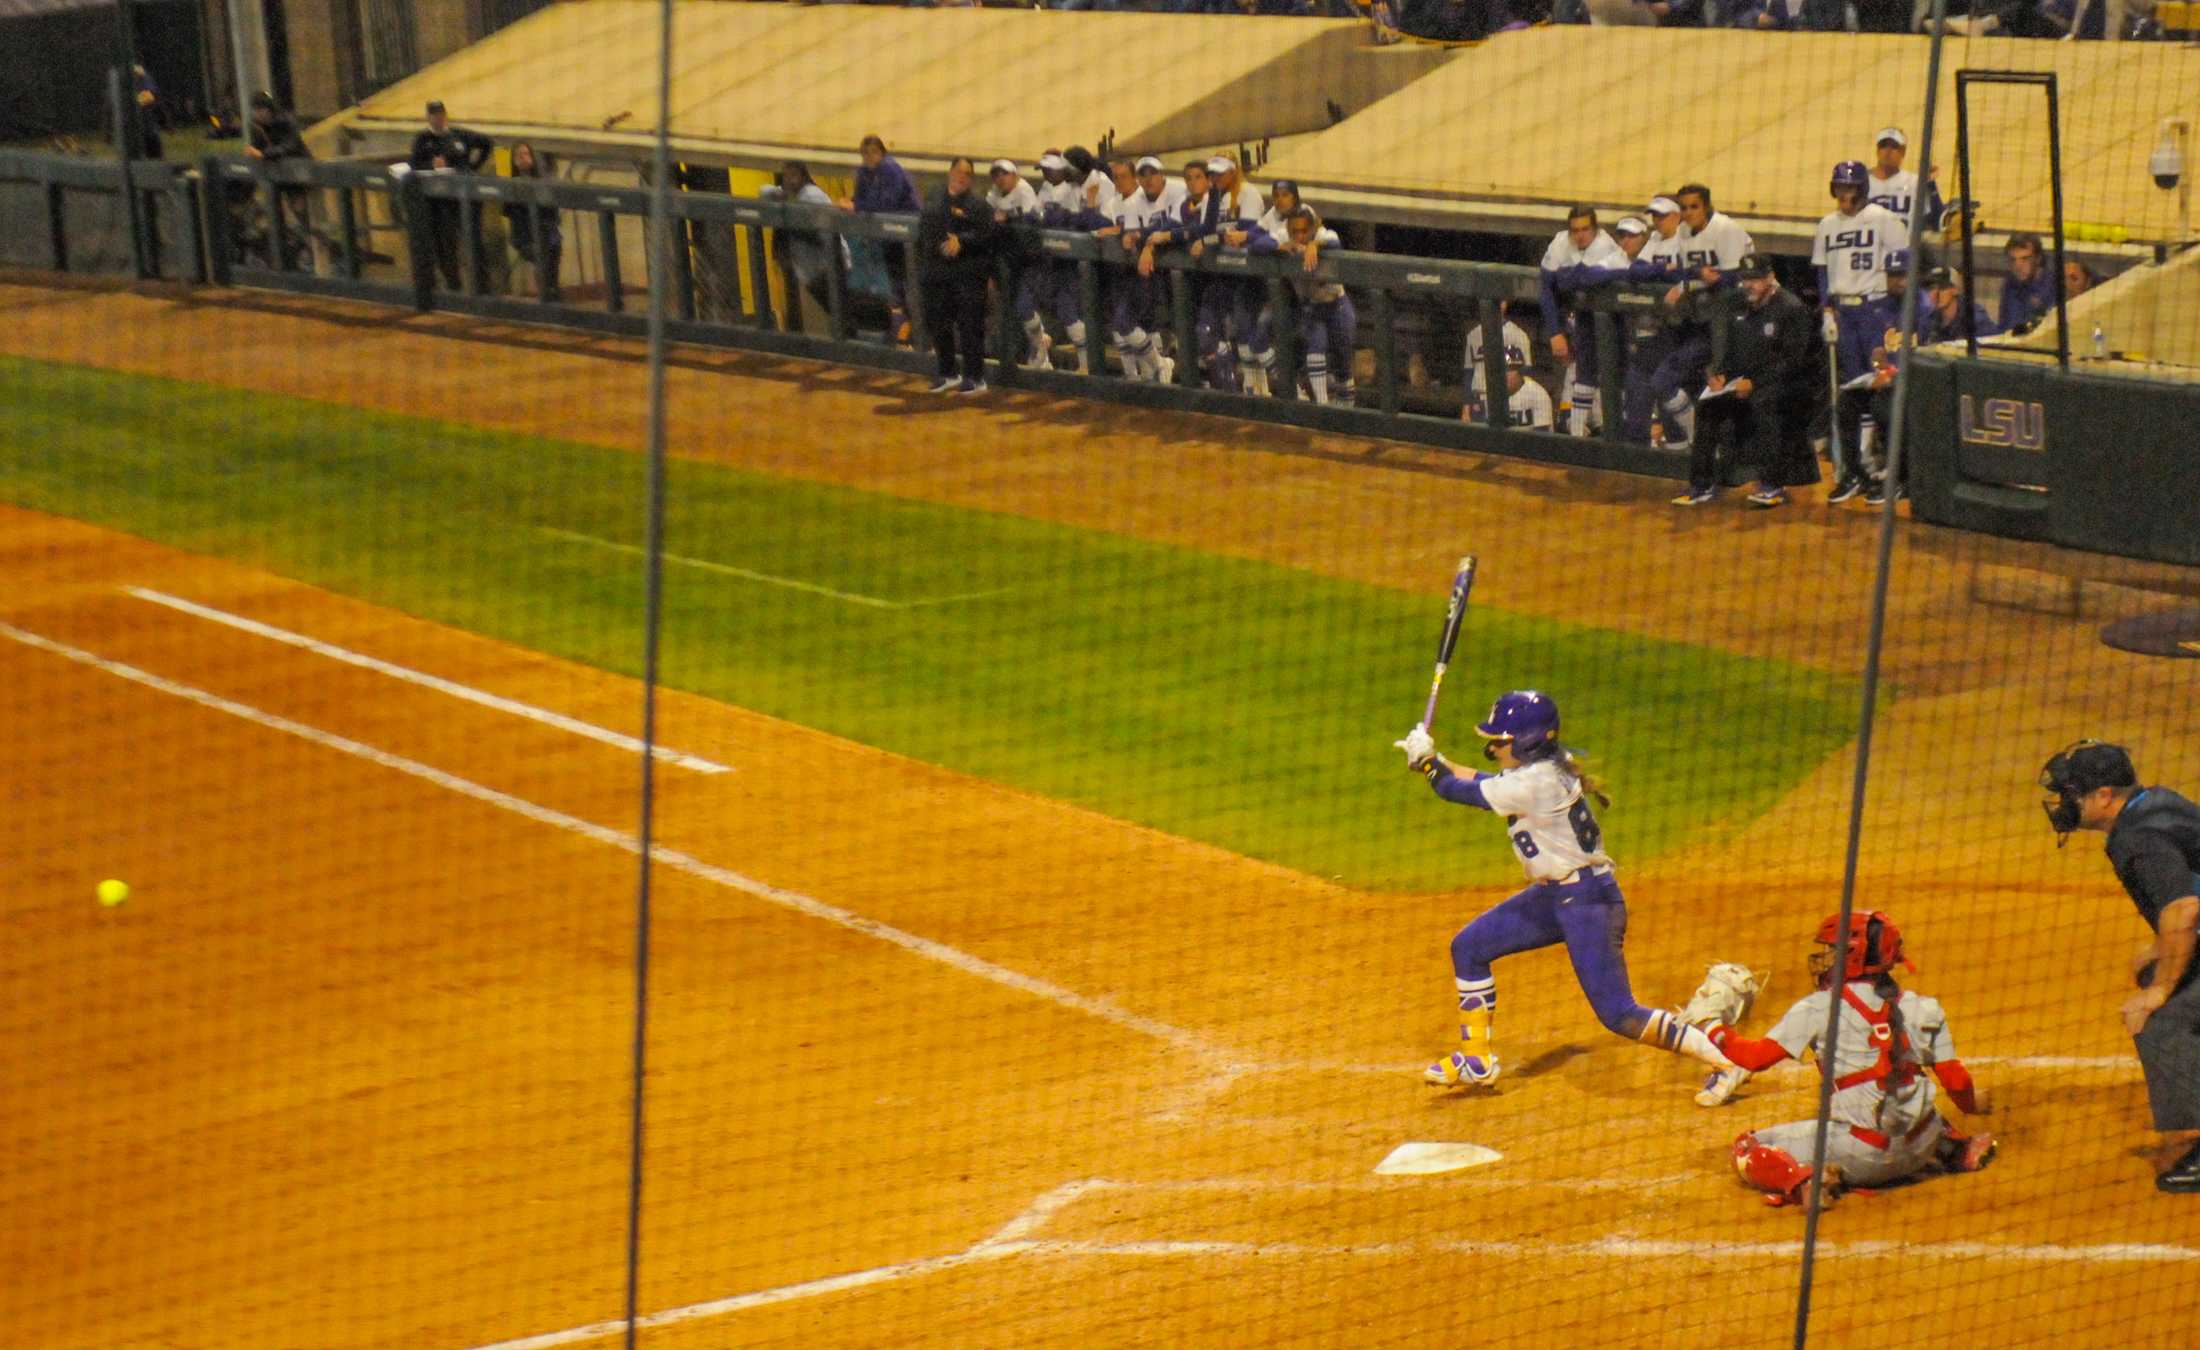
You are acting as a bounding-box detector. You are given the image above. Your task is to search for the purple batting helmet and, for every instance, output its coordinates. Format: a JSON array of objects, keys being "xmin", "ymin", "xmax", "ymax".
[
  {"xmin": 1477, "ymin": 690, "xmax": 1560, "ymax": 760},
  {"xmin": 1830, "ymin": 160, "xmax": 1869, "ymax": 197}
]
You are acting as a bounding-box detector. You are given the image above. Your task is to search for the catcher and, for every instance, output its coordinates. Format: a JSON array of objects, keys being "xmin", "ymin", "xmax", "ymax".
[{"xmin": 1704, "ymin": 911, "xmax": 1996, "ymax": 1208}]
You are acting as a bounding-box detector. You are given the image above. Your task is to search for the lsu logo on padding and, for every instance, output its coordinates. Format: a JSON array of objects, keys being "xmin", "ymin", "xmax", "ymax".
[{"xmin": 1958, "ymin": 395, "xmax": 2046, "ymax": 452}]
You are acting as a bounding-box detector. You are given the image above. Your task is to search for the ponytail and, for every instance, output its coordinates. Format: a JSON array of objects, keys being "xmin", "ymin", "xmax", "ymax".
[{"xmin": 1555, "ymin": 746, "xmax": 1611, "ymax": 809}]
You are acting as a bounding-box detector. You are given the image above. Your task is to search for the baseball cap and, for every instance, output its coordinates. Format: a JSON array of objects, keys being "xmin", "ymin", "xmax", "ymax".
[
  {"xmin": 1646, "ymin": 196, "xmax": 1680, "ymax": 217},
  {"xmin": 1885, "ymin": 248, "xmax": 1911, "ymax": 274},
  {"xmin": 1735, "ymin": 252, "xmax": 1775, "ymax": 279},
  {"xmin": 1038, "ymin": 151, "xmax": 1067, "ymax": 171},
  {"xmin": 990, "ymin": 158, "xmax": 1018, "ymax": 176},
  {"xmin": 425, "ymin": 100, "xmax": 446, "ymax": 115},
  {"xmin": 1876, "ymin": 127, "xmax": 1907, "ymax": 147},
  {"xmin": 1206, "ymin": 155, "xmax": 1234, "ymax": 175},
  {"xmin": 1614, "ymin": 216, "xmax": 1648, "ymax": 237},
  {"xmin": 1271, "ymin": 178, "xmax": 1301, "ymax": 198},
  {"xmin": 1922, "ymin": 265, "xmax": 1956, "ymax": 290},
  {"xmin": 1134, "ymin": 155, "xmax": 1164, "ymax": 174}
]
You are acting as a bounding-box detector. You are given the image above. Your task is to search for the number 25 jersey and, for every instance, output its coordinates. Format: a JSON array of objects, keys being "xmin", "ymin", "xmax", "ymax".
[{"xmin": 1479, "ymin": 758, "xmax": 1612, "ymax": 882}]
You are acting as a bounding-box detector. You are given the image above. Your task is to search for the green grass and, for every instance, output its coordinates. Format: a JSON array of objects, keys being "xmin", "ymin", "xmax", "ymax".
[{"xmin": 0, "ymin": 355, "xmax": 1862, "ymax": 889}]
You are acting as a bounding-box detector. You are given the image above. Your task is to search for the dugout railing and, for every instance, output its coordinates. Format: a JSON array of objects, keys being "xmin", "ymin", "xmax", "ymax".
[{"xmin": 8, "ymin": 148, "xmax": 2198, "ymax": 564}]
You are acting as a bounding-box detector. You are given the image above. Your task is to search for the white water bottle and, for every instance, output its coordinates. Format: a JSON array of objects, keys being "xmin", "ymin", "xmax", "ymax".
[{"xmin": 2091, "ymin": 323, "xmax": 2107, "ymax": 358}]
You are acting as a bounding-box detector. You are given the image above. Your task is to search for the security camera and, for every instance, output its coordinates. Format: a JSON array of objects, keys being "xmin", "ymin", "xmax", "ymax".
[{"xmin": 2152, "ymin": 139, "xmax": 2183, "ymax": 192}]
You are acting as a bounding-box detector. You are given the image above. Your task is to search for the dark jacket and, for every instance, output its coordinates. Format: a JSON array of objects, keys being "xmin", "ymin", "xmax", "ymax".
[
  {"xmin": 916, "ymin": 187, "xmax": 997, "ymax": 283},
  {"xmin": 853, "ymin": 155, "xmax": 921, "ymax": 215},
  {"xmin": 251, "ymin": 113, "xmax": 308, "ymax": 166},
  {"xmin": 1715, "ymin": 285, "xmax": 1819, "ymax": 395},
  {"xmin": 409, "ymin": 126, "xmax": 495, "ymax": 174}
]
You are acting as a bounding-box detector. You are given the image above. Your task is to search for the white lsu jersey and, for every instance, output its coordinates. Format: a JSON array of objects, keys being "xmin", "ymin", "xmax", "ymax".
[
  {"xmin": 1118, "ymin": 180, "xmax": 1186, "ymax": 233},
  {"xmin": 1812, "ymin": 203, "xmax": 1909, "ymax": 299},
  {"xmin": 1465, "ymin": 320, "xmax": 1531, "ymax": 393},
  {"xmin": 1083, "ymin": 168, "xmax": 1120, "ymax": 216},
  {"xmin": 1216, "ymin": 180, "xmax": 1266, "ymax": 228},
  {"xmin": 1036, "ymin": 177, "xmax": 1082, "ymax": 216},
  {"xmin": 1675, "ymin": 211, "xmax": 1755, "ymax": 274},
  {"xmin": 1492, "ymin": 376, "xmax": 1553, "ymax": 430},
  {"xmin": 1476, "ymin": 758, "xmax": 1611, "ymax": 882},
  {"xmin": 1540, "ymin": 228, "xmax": 1625, "ymax": 273},
  {"xmin": 1767, "ymin": 985, "xmax": 1955, "ymax": 1138},
  {"xmin": 987, "ymin": 178, "xmax": 1042, "ymax": 221},
  {"xmin": 1866, "ymin": 168, "xmax": 1922, "ymax": 220}
]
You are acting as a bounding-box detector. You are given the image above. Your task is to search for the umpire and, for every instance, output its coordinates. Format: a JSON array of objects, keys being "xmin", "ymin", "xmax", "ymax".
[
  {"xmin": 1675, "ymin": 253, "xmax": 1821, "ymax": 509},
  {"xmin": 2041, "ymin": 740, "xmax": 2200, "ymax": 1193}
]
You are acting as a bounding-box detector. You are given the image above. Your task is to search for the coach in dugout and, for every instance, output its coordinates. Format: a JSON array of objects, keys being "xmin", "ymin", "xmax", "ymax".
[
  {"xmin": 1673, "ymin": 253, "xmax": 1820, "ymax": 509},
  {"xmin": 916, "ymin": 156, "xmax": 998, "ymax": 396},
  {"xmin": 2041, "ymin": 741, "xmax": 2200, "ymax": 1194}
]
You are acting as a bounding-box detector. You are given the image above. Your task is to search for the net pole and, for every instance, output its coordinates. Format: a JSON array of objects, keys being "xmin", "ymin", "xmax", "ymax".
[
  {"xmin": 1790, "ymin": 7, "xmax": 1950, "ymax": 1346},
  {"xmin": 622, "ymin": 0, "xmax": 678, "ymax": 1342}
]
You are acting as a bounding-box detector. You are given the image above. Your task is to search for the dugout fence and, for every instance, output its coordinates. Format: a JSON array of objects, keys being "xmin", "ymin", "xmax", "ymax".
[{"xmin": 3, "ymin": 13, "xmax": 2199, "ymax": 1349}]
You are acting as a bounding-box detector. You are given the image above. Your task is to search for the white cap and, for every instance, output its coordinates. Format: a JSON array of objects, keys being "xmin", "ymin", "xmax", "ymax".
[
  {"xmin": 989, "ymin": 158, "xmax": 1018, "ymax": 176},
  {"xmin": 1876, "ymin": 126, "xmax": 1907, "ymax": 147},
  {"xmin": 1647, "ymin": 196, "xmax": 1680, "ymax": 216},
  {"xmin": 1614, "ymin": 216, "xmax": 1648, "ymax": 236},
  {"xmin": 1134, "ymin": 155, "xmax": 1164, "ymax": 173},
  {"xmin": 1206, "ymin": 155, "xmax": 1234, "ymax": 175},
  {"xmin": 1038, "ymin": 152, "xmax": 1068, "ymax": 171}
]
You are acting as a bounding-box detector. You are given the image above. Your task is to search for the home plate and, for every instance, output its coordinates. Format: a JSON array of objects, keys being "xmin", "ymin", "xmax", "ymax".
[{"xmin": 1374, "ymin": 1141, "xmax": 1504, "ymax": 1175}]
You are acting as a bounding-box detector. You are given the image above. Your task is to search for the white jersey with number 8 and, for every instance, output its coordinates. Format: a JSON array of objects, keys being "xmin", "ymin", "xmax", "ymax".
[{"xmin": 1476, "ymin": 758, "xmax": 1612, "ymax": 882}]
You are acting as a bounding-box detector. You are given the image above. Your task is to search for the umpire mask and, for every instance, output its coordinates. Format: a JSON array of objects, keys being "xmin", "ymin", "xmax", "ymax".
[{"xmin": 2038, "ymin": 740, "xmax": 2136, "ymax": 844}]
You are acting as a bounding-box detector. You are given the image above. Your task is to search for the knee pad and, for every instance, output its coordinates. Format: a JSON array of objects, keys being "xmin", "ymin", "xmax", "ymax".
[{"xmin": 1732, "ymin": 1133, "xmax": 1811, "ymax": 1198}]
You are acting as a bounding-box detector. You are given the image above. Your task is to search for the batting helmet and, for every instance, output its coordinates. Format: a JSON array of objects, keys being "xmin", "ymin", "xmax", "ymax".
[
  {"xmin": 1830, "ymin": 160, "xmax": 1869, "ymax": 198},
  {"xmin": 2039, "ymin": 739, "xmax": 2137, "ymax": 837},
  {"xmin": 1810, "ymin": 911, "xmax": 1909, "ymax": 987},
  {"xmin": 1476, "ymin": 690, "xmax": 1559, "ymax": 761}
]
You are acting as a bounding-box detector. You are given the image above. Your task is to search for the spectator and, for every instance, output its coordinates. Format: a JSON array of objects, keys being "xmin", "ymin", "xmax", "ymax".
[
  {"xmin": 762, "ymin": 161, "xmax": 851, "ymax": 328},
  {"xmin": 2064, "ymin": 258, "xmax": 2098, "ymax": 298},
  {"xmin": 1996, "ymin": 232, "xmax": 2055, "ymax": 334},
  {"xmin": 1467, "ymin": 359, "xmax": 1554, "ymax": 430},
  {"xmin": 916, "ymin": 156, "xmax": 997, "ymax": 395},
  {"xmin": 1919, "ymin": 265, "xmax": 2000, "ymax": 345},
  {"xmin": 1813, "ymin": 160, "xmax": 1908, "ymax": 501},
  {"xmin": 125, "ymin": 63, "xmax": 163, "ymax": 159},
  {"xmin": 1203, "ymin": 156, "xmax": 1268, "ymax": 394},
  {"xmin": 985, "ymin": 159, "xmax": 1050, "ymax": 368},
  {"xmin": 1397, "ymin": 0, "xmax": 1497, "ymax": 39},
  {"xmin": 1269, "ymin": 205, "xmax": 1357, "ymax": 405},
  {"xmin": 1864, "ymin": 127, "xmax": 1943, "ymax": 231},
  {"xmin": 1675, "ymin": 253, "xmax": 1821, "ymax": 510},
  {"xmin": 502, "ymin": 142, "xmax": 562, "ymax": 303},
  {"xmin": 1631, "ymin": 0, "xmax": 1710, "ymax": 25},
  {"xmin": 1109, "ymin": 156, "xmax": 1186, "ymax": 384},
  {"xmin": 408, "ymin": 100, "xmax": 495, "ymax": 291},
  {"xmin": 1538, "ymin": 204, "xmax": 1626, "ymax": 436},
  {"xmin": 237, "ymin": 91, "xmax": 311, "ymax": 269},
  {"xmin": 842, "ymin": 134, "xmax": 921, "ymax": 343},
  {"xmin": 1463, "ymin": 300, "xmax": 1531, "ymax": 408},
  {"xmin": 1731, "ymin": 0, "xmax": 1848, "ymax": 29}
]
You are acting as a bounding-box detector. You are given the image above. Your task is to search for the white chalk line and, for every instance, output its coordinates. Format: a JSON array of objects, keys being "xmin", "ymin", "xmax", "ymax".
[
  {"xmin": 1268, "ymin": 1054, "xmax": 2140, "ymax": 1078},
  {"xmin": 540, "ymin": 527, "xmax": 1012, "ymax": 611},
  {"xmin": 0, "ymin": 620, "xmax": 1214, "ymax": 1063},
  {"xmin": 462, "ymin": 1172, "xmax": 2200, "ymax": 1349},
  {"xmin": 125, "ymin": 587, "xmax": 730, "ymax": 776}
]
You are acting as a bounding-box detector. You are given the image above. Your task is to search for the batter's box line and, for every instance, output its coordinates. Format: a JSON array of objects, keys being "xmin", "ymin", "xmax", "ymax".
[{"xmin": 460, "ymin": 1175, "xmax": 2200, "ymax": 1350}]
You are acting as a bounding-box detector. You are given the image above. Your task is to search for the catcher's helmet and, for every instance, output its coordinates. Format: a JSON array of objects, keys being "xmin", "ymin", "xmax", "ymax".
[
  {"xmin": 2039, "ymin": 739, "xmax": 2137, "ymax": 837},
  {"xmin": 1476, "ymin": 690, "xmax": 1559, "ymax": 760},
  {"xmin": 1830, "ymin": 160, "xmax": 1869, "ymax": 197},
  {"xmin": 1810, "ymin": 911, "xmax": 1909, "ymax": 986}
]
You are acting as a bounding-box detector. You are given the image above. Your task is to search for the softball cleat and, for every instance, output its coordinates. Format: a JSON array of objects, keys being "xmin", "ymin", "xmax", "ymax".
[
  {"xmin": 1694, "ymin": 1065, "xmax": 1752, "ymax": 1108},
  {"xmin": 1423, "ymin": 1050, "xmax": 1499, "ymax": 1088}
]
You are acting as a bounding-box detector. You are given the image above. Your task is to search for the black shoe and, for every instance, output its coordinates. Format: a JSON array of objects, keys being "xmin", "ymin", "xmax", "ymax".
[
  {"xmin": 1863, "ymin": 482, "xmax": 1887, "ymax": 506},
  {"xmin": 2159, "ymin": 1141, "xmax": 2200, "ymax": 1193},
  {"xmin": 1827, "ymin": 477, "xmax": 1865, "ymax": 505}
]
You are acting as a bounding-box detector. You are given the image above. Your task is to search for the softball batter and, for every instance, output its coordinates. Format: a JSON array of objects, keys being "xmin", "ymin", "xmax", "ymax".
[
  {"xmin": 1715, "ymin": 911, "xmax": 1996, "ymax": 1208},
  {"xmin": 1395, "ymin": 691, "xmax": 1748, "ymax": 1101}
]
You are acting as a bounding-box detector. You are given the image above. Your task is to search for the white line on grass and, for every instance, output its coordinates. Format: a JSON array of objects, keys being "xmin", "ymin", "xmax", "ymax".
[
  {"xmin": 463, "ymin": 1172, "xmax": 2200, "ymax": 1349},
  {"xmin": 0, "ymin": 620, "xmax": 1209, "ymax": 1061},
  {"xmin": 541, "ymin": 527, "xmax": 1009, "ymax": 610},
  {"xmin": 125, "ymin": 587, "xmax": 731, "ymax": 775}
]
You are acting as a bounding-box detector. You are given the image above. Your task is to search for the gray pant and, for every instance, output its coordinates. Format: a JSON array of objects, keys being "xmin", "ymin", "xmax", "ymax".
[
  {"xmin": 2136, "ymin": 975, "xmax": 2200, "ymax": 1131},
  {"xmin": 1749, "ymin": 1113, "xmax": 1949, "ymax": 1189}
]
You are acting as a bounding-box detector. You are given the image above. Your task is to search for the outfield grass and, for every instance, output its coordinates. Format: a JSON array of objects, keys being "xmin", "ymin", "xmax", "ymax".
[{"xmin": 0, "ymin": 355, "xmax": 1862, "ymax": 889}]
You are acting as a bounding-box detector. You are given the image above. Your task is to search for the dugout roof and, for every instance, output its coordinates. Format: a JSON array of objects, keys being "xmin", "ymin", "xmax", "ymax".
[
  {"xmin": 314, "ymin": 2, "xmax": 1450, "ymax": 174},
  {"xmin": 1259, "ymin": 29, "xmax": 2200, "ymax": 250}
]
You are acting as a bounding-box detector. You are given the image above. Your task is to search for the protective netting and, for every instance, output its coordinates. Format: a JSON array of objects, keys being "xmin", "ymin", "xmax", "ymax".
[{"xmin": 1, "ymin": 6, "xmax": 2195, "ymax": 1349}]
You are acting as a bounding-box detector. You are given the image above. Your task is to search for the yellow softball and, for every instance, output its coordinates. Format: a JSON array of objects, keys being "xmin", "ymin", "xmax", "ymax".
[{"xmin": 96, "ymin": 879, "xmax": 130, "ymax": 907}]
